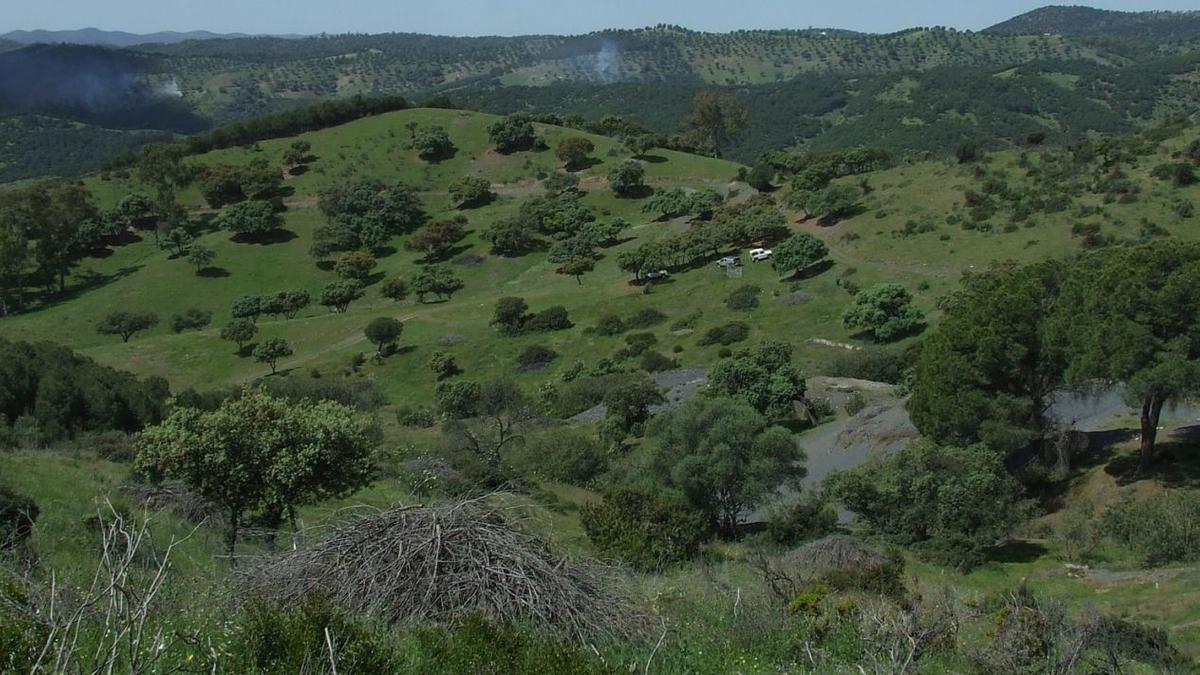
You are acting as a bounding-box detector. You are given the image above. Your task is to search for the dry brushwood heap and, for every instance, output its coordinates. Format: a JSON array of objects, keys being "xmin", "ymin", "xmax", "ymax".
[
  {"xmin": 786, "ymin": 534, "xmax": 890, "ymax": 572},
  {"xmin": 239, "ymin": 497, "xmax": 636, "ymax": 640}
]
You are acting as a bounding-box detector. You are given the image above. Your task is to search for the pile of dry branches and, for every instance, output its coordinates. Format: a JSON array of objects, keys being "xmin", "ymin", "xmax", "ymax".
[
  {"xmin": 121, "ymin": 480, "xmax": 223, "ymax": 528},
  {"xmin": 785, "ymin": 534, "xmax": 889, "ymax": 572},
  {"xmin": 239, "ymin": 496, "xmax": 637, "ymax": 641}
]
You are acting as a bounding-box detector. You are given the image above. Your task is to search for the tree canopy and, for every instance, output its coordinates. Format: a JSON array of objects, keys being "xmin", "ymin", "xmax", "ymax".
[
  {"xmin": 648, "ymin": 396, "xmax": 804, "ymax": 537},
  {"xmin": 134, "ymin": 388, "xmax": 375, "ymax": 561}
]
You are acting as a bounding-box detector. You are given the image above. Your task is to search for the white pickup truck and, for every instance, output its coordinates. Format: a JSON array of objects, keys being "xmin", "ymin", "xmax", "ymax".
[{"xmin": 749, "ymin": 248, "xmax": 773, "ymax": 262}]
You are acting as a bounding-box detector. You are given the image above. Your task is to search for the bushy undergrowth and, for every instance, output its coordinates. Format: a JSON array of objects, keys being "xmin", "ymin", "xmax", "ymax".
[
  {"xmin": 580, "ymin": 489, "xmax": 707, "ymax": 571},
  {"xmin": 1103, "ymin": 490, "xmax": 1200, "ymax": 566}
]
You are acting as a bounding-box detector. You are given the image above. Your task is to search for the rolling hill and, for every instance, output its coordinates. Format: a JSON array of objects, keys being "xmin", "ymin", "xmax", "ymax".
[
  {"xmin": 986, "ymin": 5, "xmax": 1200, "ymax": 40},
  {"xmin": 3, "ymin": 107, "xmax": 1197, "ymax": 406},
  {"xmin": 0, "ymin": 28, "xmax": 262, "ymax": 47},
  {"xmin": 3, "ymin": 6, "xmax": 1200, "ymax": 182}
]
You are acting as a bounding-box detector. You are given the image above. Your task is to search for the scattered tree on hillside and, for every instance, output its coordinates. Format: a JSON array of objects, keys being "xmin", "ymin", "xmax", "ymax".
[
  {"xmin": 283, "ymin": 140, "xmax": 312, "ymax": 173},
  {"xmin": 96, "ymin": 311, "xmax": 159, "ymax": 343},
  {"xmin": 608, "ymin": 160, "xmax": 646, "ymax": 198},
  {"xmin": 364, "ymin": 317, "xmax": 403, "ymax": 355},
  {"xmin": 254, "ymin": 337, "xmax": 293, "ymax": 374},
  {"xmin": 160, "ymin": 228, "xmax": 194, "ymax": 257},
  {"xmin": 487, "ymin": 114, "xmax": 536, "ymax": 154},
  {"xmin": 220, "ymin": 319, "xmax": 258, "ymax": 353},
  {"xmin": 448, "ymin": 176, "xmax": 493, "ymax": 209},
  {"xmin": 218, "ymin": 200, "xmax": 282, "ymax": 241},
  {"xmin": 706, "ymin": 341, "xmax": 806, "ymax": 419},
  {"xmin": 319, "ymin": 280, "xmax": 365, "ymax": 313},
  {"xmin": 316, "ymin": 178, "xmax": 427, "ymax": 254},
  {"xmin": 1048, "ymin": 242, "xmax": 1200, "ymax": 468},
  {"xmin": 772, "ymin": 232, "xmax": 829, "ymax": 277},
  {"xmin": 185, "ymin": 244, "xmax": 216, "ymax": 274},
  {"xmin": 380, "ymin": 277, "xmax": 409, "ymax": 302},
  {"xmin": 35, "ymin": 183, "xmax": 99, "ymax": 294},
  {"xmin": 790, "ymin": 183, "xmax": 861, "ymax": 223},
  {"xmin": 908, "ymin": 260, "xmax": 1066, "ymax": 454},
  {"xmin": 230, "ymin": 295, "xmax": 263, "ymax": 323},
  {"xmin": 602, "ymin": 373, "xmax": 664, "ymax": 440},
  {"xmin": 649, "ymin": 396, "xmax": 804, "ymax": 537},
  {"xmin": 685, "ymin": 91, "xmax": 749, "ymax": 158},
  {"xmin": 405, "ymin": 216, "xmax": 467, "ymax": 262},
  {"xmin": 556, "ymin": 256, "xmax": 596, "ymax": 284},
  {"xmin": 411, "ymin": 265, "xmax": 463, "ymax": 303},
  {"xmin": 134, "ymin": 388, "xmax": 374, "ymax": 562},
  {"xmin": 442, "ymin": 378, "xmax": 535, "ymax": 469},
  {"xmin": 556, "ymin": 137, "xmax": 596, "ymax": 170},
  {"xmin": 261, "ymin": 290, "xmax": 311, "ymax": 320},
  {"xmin": 334, "ymin": 250, "xmax": 378, "ymax": 281},
  {"xmin": 491, "ymin": 297, "xmax": 531, "ymax": 336},
  {"xmin": 842, "ymin": 283, "xmax": 924, "ymax": 342},
  {"xmin": 483, "ymin": 217, "xmax": 539, "ymax": 257},
  {"xmin": 412, "ymin": 125, "xmax": 455, "ymax": 161}
]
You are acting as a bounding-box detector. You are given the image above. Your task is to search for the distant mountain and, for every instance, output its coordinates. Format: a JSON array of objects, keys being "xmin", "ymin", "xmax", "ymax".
[
  {"xmin": 985, "ymin": 5, "xmax": 1200, "ymax": 40},
  {"xmin": 0, "ymin": 28, "xmax": 264, "ymax": 48}
]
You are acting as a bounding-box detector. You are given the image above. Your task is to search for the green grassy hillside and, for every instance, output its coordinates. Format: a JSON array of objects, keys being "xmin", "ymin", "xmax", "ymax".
[{"xmin": 3, "ymin": 108, "xmax": 1198, "ymax": 410}]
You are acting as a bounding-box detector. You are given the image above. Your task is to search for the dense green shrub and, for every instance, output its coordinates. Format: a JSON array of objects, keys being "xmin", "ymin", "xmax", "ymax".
[
  {"xmin": 580, "ymin": 488, "xmax": 707, "ymax": 571},
  {"xmin": 639, "ymin": 351, "xmax": 677, "ymax": 373},
  {"xmin": 827, "ymin": 345, "xmax": 919, "ymax": 384},
  {"xmin": 625, "ymin": 308, "xmax": 667, "ymax": 329},
  {"xmin": 763, "ymin": 492, "xmax": 838, "ymax": 546},
  {"xmin": 0, "ymin": 338, "xmax": 169, "ymax": 443},
  {"xmin": 525, "ymin": 306, "xmax": 572, "ymax": 332},
  {"xmin": 408, "ymin": 615, "xmax": 606, "ymax": 675},
  {"xmin": 697, "ymin": 322, "xmax": 750, "ymax": 346},
  {"xmin": 230, "ymin": 596, "xmax": 397, "ymax": 674},
  {"xmin": 1103, "ymin": 490, "xmax": 1200, "ymax": 566},
  {"xmin": 725, "ymin": 284, "xmax": 762, "ymax": 311},
  {"xmin": 828, "ymin": 441, "xmax": 1033, "ymax": 570},
  {"xmin": 594, "ymin": 314, "xmax": 626, "ymax": 336},
  {"xmin": 511, "ymin": 427, "xmax": 608, "ymax": 486},
  {"xmin": 0, "ymin": 579, "xmax": 46, "ymax": 672},
  {"xmin": 169, "ymin": 308, "xmax": 213, "ymax": 333},
  {"xmin": 517, "ymin": 345, "xmax": 559, "ymax": 369},
  {"xmin": 0, "ymin": 485, "xmax": 39, "ymax": 550}
]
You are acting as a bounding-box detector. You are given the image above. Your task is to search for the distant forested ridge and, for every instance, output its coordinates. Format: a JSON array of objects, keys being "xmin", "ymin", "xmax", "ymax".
[
  {"xmin": 2, "ymin": 8, "xmax": 1200, "ymax": 180},
  {"xmin": 985, "ymin": 5, "xmax": 1200, "ymax": 40}
]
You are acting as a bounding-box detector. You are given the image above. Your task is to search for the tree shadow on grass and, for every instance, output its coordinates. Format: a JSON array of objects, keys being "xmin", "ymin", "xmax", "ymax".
[
  {"xmin": 23, "ymin": 265, "xmax": 143, "ymax": 316},
  {"xmin": 231, "ymin": 228, "xmax": 298, "ymax": 245},
  {"xmin": 616, "ymin": 185, "xmax": 655, "ymax": 200},
  {"xmin": 197, "ymin": 266, "xmax": 231, "ymax": 278},
  {"xmin": 423, "ymin": 147, "xmax": 459, "ymax": 164},
  {"xmin": 787, "ymin": 259, "xmax": 836, "ymax": 281},
  {"xmin": 1104, "ymin": 426, "xmax": 1200, "ymax": 488},
  {"xmin": 566, "ymin": 157, "xmax": 603, "ymax": 172},
  {"xmin": 987, "ymin": 540, "xmax": 1048, "ymax": 564},
  {"xmin": 635, "ymin": 154, "xmax": 668, "ymax": 164}
]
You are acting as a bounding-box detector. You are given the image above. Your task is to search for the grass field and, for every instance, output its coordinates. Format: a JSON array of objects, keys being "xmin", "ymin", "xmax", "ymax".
[
  {"xmin": 6, "ymin": 108, "xmax": 1196, "ymax": 408},
  {"xmin": 4, "ymin": 108, "xmax": 1200, "ymax": 668}
]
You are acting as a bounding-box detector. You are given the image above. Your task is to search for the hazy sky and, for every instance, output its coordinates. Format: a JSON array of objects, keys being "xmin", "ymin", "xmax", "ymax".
[{"xmin": 4, "ymin": 0, "xmax": 1197, "ymax": 36}]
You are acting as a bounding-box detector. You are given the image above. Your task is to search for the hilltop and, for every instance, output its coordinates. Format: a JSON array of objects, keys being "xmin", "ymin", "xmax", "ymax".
[
  {"xmin": 0, "ymin": 28, "xmax": 263, "ymax": 47},
  {"xmin": 987, "ymin": 5, "xmax": 1200, "ymax": 40}
]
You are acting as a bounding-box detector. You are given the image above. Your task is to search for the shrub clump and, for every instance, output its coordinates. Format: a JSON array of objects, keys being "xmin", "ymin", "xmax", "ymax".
[
  {"xmin": 697, "ymin": 322, "xmax": 751, "ymax": 347},
  {"xmin": 580, "ymin": 488, "xmax": 707, "ymax": 571},
  {"xmin": 0, "ymin": 486, "xmax": 38, "ymax": 550}
]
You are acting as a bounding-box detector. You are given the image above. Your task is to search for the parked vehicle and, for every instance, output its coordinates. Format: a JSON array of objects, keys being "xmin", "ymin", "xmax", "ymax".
[
  {"xmin": 716, "ymin": 256, "xmax": 742, "ymax": 268},
  {"xmin": 750, "ymin": 248, "xmax": 773, "ymax": 262},
  {"xmin": 645, "ymin": 269, "xmax": 670, "ymax": 280}
]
